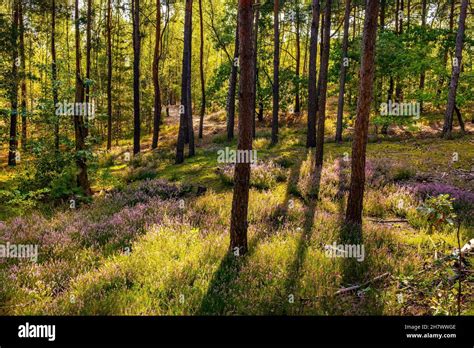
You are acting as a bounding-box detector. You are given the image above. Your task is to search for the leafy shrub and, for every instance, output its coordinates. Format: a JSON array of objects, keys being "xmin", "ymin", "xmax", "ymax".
[
  {"xmin": 411, "ymin": 183, "xmax": 474, "ymax": 208},
  {"xmin": 393, "ymin": 167, "xmax": 416, "ymax": 181},
  {"xmin": 49, "ymin": 166, "xmax": 82, "ymax": 199},
  {"xmin": 417, "ymin": 194, "xmax": 456, "ymax": 232},
  {"xmin": 410, "ymin": 182, "xmax": 474, "ymax": 223}
]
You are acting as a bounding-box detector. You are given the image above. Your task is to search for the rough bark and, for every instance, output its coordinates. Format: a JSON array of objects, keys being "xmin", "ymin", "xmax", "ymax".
[
  {"xmin": 335, "ymin": 0, "xmax": 351, "ymax": 143},
  {"xmin": 294, "ymin": 3, "xmax": 300, "ymax": 114},
  {"xmin": 230, "ymin": 0, "xmax": 254, "ymax": 256},
  {"xmin": 306, "ymin": 0, "xmax": 320, "ymax": 148},
  {"xmin": 314, "ymin": 0, "xmax": 332, "ymax": 166},
  {"xmin": 388, "ymin": 0, "xmax": 399, "ymax": 123},
  {"xmin": 152, "ymin": 0, "xmax": 161, "ymax": 149},
  {"xmin": 380, "ymin": 0, "xmax": 385, "ymax": 28},
  {"xmin": 198, "ymin": 0, "xmax": 206, "ymax": 139},
  {"xmin": 345, "ymin": 0, "xmax": 379, "ymax": 226},
  {"xmin": 186, "ymin": 0, "xmax": 195, "ymax": 156},
  {"xmin": 271, "ymin": 0, "xmax": 279, "ymax": 145},
  {"xmin": 454, "ymin": 105, "xmax": 465, "ymax": 133},
  {"xmin": 226, "ymin": 22, "xmax": 239, "ymax": 141},
  {"xmin": 52, "ymin": 0, "xmax": 60, "ymax": 150},
  {"xmin": 106, "ymin": 0, "xmax": 112, "ymax": 150},
  {"xmin": 252, "ymin": 0, "xmax": 260, "ymax": 137},
  {"xmin": 74, "ymin": 0, "xmax": 91, "ymax": 195},
  {"xmin": 19, "ymin": 0, "xmax": 27, "ymax": 149},
  {"xmin": 314, "ymin": 11, "xmax": 324, "ymax": 112},
  {"xmin": 437, "ymin": 0, "xmax": 455, "ymax": 101},
  {"xmin": 395, "ymin": 0, "xmax": 403, "ymax": 102},
  {"xmin": 442, "ymin": 0, "xmax": 468, "ymax": 139},
  {"xmin": 176, "ymin": 0, "xmax": 194, "ymax": 163},
  {"xmin": 132, "ymin": 0, "xmax": 141, "ymax": 154},
  {"xmin": 85, "ymin": 0, "xmax": 92, "ymax": 138},
  {"xmin": 418, "ymin": 0, "xmax": 426, "ymax": 114},
  {"xmin": 8, "ymin": 0, "xmax": 19, "ymax": 166}
]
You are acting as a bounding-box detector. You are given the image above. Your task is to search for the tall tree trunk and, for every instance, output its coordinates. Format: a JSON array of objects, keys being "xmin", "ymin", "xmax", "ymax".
[
  {"xmin": 418, "ymin": 0, "xmax": 426, "ymax": 114},
  {"xmin": 407, "ymin": 0, "xmax": 410, "ymax": 31},
  {"xmin": 230, "ymin": 0, "xmax": 254, "ymax": 256},
  {"xmin": 382, "ymin": 76, "xmax": 394, "ymax": 135},
  {"xmin": 345, "ymin": 0, "xmax": 379, "ymax": 226},
  {"xmin": 186, "ymin": 0, "xmax": 195, "ymax": 157},
  {"xmin": 437, "ymin": 0, "xmax": 455, "ymax": 102},
  {"xmin": 198, "ymin": 0, "xmax": 206, "ymax": 139},
  {"xmin": 386, "ymin": 0, "xmax": 399, "ymax": 126},
  {"xmin": 454, "ymin": 105, "xmax": 465, "ymax": 132},
  {"xmin": 258, "ymin": 101, "xmax": 263, "ymax": 122},
  {"xmin": 335, "ymin": 0, "xmax": 351, "ymax": 143},
  {"xmin": 395, "ymin": 0, "xmax": 403, "ymax": 102},
  {"xmin": 395, "ymin": 0, "xmax": 399, "ymax": 33},
  {"xmin": 442, "ymin": 0, "xmax": 468, "ymax": 139},
  {"xmin": 302, "ymin": 17, "xmax": 309, "ymax": 82},
  {"xmin": 52, "ymin": 0, "xmax": 60, "ymax": 150},
  {"xmin": 85, "ymin": 0, "xmax": 91, "ymax": 138},
  {"xmin": 74, "ymin": 0, "xmax": 92, "ymax": 195},
  {"xmin": 306, "ymin": 0, "xmax": 320, "ymax": 148},
  {"xmin": 315, "ymin": 11, "xmax": 324, "ymax": 111},
  {"xmin": 376, "ymin": 0, "xmax": 386, "ymax": 129},
  {"xmin": 106, "ymin": 0, "xmax": 112, "ymax": 150},
  {"xmin": 252, "ymin": 0, "xmax": 260, "ymax": 138},
  {"xmin": 271, "ymin": 0, "xmax": 279, "ymax": 145},
  {"xmin": 380, "ymin": 0, "xmax": 385, "ymax": 28},
  {"xmin": 314, "ymin": 0, "xmax": 332, "ymax": 167},
  {"xmin": 226, "ymin": 23, "xmax": 239, "ymax": 141},
  {"xmin": 294, "ymin": 3, "xmax": 300, "ymax": 114},
  {"xmin": 19, "ymin": 0, "xmax": 27, "ymax": 150},
  {"xmin": 152, "ymin": 0, "xmax": 161, "ymax": 148},
  {"xmin": 8, "ymin": 0, "xmax": 19, "ymax": 166},
  {"xmin": 348, "ymin": 3, "xmax": 355, "ymax": 107},
  {"xmin": 132, "ymin": 0, "xmax": 141, "ymax": 154},
  {"xmin": 176, "ymin": 0, "xmax": 193, "ymax": 163}
]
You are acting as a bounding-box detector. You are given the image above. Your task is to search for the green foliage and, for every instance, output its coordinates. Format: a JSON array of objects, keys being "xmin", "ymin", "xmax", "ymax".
[
  {"xmin": 417, "ymin": 194, "xmax": 456, "ymax": 232},
  {"xmin": 206, "ymin": 62, "xmax": 231, "ymax": 110},
  {"xmin": 393, "ymin": 167, "xmax": 416, "ymax": 182},
  {"xmin": 49, "ymin": 166, "xmax": 82, "ymax": 199}
]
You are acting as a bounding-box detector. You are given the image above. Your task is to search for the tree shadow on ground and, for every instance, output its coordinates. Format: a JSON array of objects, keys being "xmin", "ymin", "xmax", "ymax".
[
  {"xmin": 313, "ymin": 157, "xmax": 387, "ymax": 315},
  {"xmin": 270, "ymin": 154, "xmax": 304, "ymax": 227},
  {"xmin": 197, "ymin": 227, "xmax": 267, "ymax": 315},
  {"xmin": 198, "ymin": 151, "xmax": 320, "ymax": 315},
  {"xmin": 334, "ymin": 203, "xmax": 387, "ymax": 315},
  {"xmin": 334, "ymin": 157, "xmax": 368, "ymax": 288},
  {"xmin": 280, "ymin": 161, "xmax": 323, "ymax": 314}
]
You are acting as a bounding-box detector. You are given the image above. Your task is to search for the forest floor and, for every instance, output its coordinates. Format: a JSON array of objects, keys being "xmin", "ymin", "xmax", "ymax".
[{"xmin": 0, "ymin": 104, "xmax": 473, "ymax": 315}]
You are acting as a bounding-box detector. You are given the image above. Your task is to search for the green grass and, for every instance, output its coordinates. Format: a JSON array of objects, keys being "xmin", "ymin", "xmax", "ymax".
[{"xmin": 0, "ymin": 123, "xmax": 473, "ymax": 316}]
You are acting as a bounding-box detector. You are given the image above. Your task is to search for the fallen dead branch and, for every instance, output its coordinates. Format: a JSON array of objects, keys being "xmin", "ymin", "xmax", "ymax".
[
  {"xmin": 367, "ymin": 218, "xmax": 409, "ymax": 224},
  {"xmin": 335, "ymin": 272, "xmax": 391, "ymax": 295}
]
